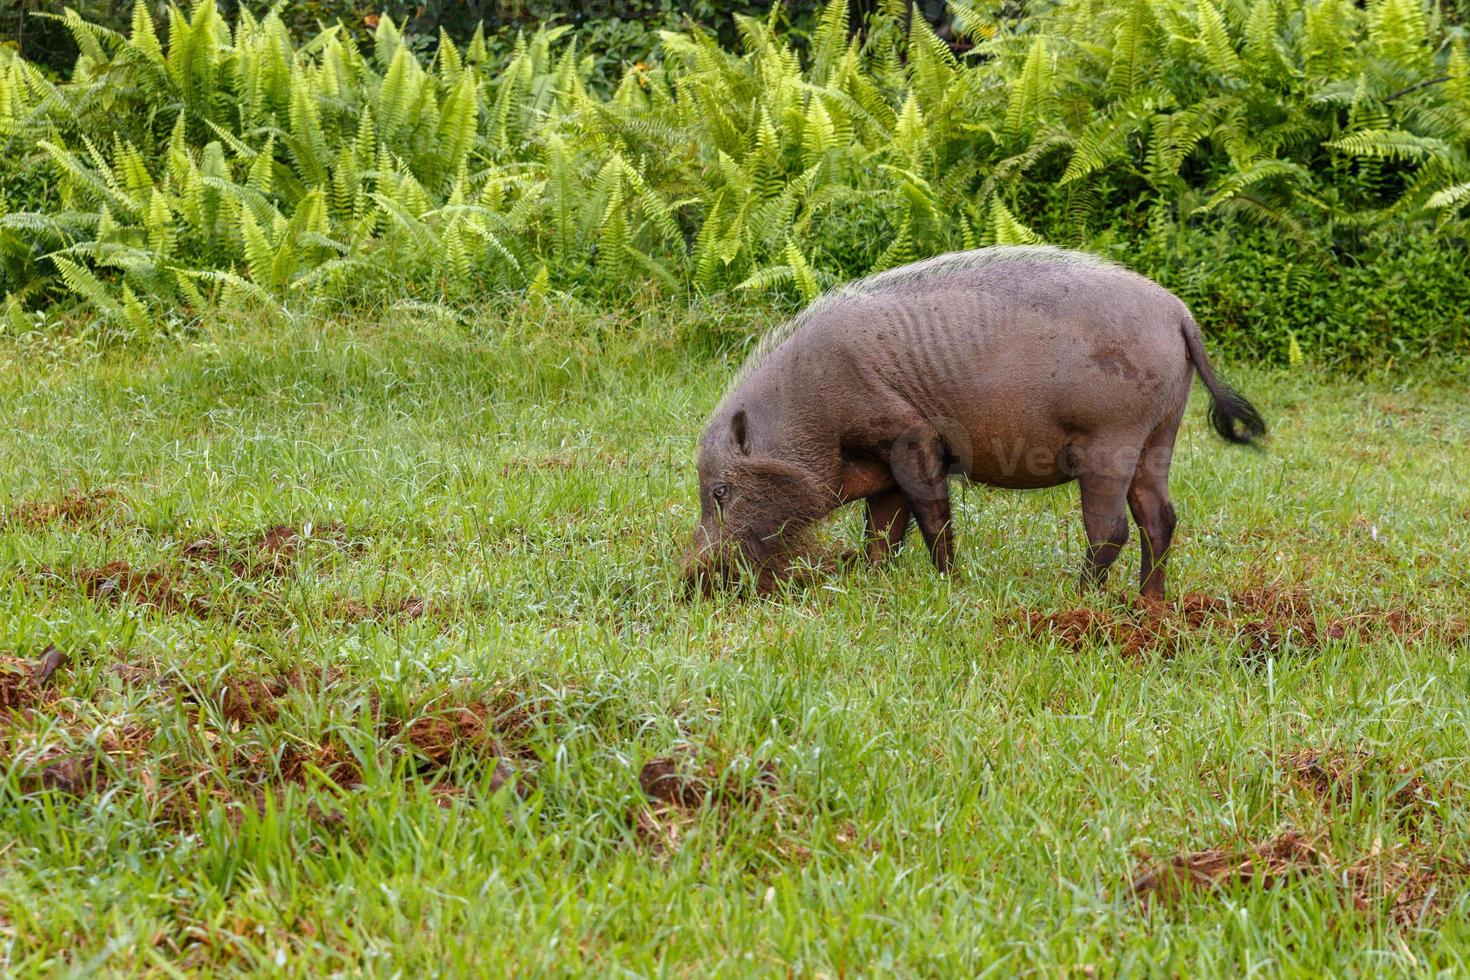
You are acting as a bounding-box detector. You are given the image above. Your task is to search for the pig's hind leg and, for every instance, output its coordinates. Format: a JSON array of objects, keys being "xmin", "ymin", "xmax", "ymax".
[
  {"xmin": 1127, "ymin": 417, "xmax": 1182, "ymax": 600},
  {"xmin": 1074, "ymin": 442, "xmax": 1143, "ymax": 592}
]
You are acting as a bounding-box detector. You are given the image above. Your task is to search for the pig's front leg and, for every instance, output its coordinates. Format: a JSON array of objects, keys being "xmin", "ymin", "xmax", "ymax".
[{"xmin": 890, "ymin": 426, "xmax": 954, "ymax": 575}]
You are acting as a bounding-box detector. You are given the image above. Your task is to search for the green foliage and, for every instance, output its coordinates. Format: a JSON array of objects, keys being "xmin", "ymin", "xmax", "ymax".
[
  {"xmin": 3, "ymin": 300, "xmax": 1468, "ymax": 973},
  {"xmin": 1141, "ymin": 226, "xmax": 1470, "ymax": 367},
  {"xmin": 1, "ymin": 0, "xmax": 1468, "ymax": 364}
]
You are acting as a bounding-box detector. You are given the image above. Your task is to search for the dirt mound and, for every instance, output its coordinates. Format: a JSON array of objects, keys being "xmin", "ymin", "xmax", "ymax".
[
  {"xmin": 182, "ymin": 522, "xmax": 350, "ymax": 579},
  {"xmin": 214, "ymin": 673, "xmax": 303, "ymax": 725},
  {"xmin": 1012, "ymin": 584, "xmax": 1463, "ymax": 657},
  {"xmin": 1130, "ymin": 831, "xmax": 1322, "ymax": 903},
  {"xmin": 384, "ymin": 701, "xmax": 526, "ymax": 796},
  {"xmin": 1130, "ymin": 831, "xmax": 1468, "ymax": 926},
  {"xmin": 77, "ymin": 561, "xmax": 209, "ymax": 617},
  {"xmin": 639, "ymin": 754, "xmax": 711, "ymax": 808},
  {"xmin": 399, "ymin": 708, "xmax": 493, "ymax": 766},
  {"xmin": 64, "ymin": 522, "xmax": 371, "ymax": 622},
  {"xmin": 10, "ymin": 721, "xmax": 155, "ymax": 797},
  {"xmin": 328, "ymin": 595, "xmax": 431, "ymax": 623},
  {"xmin": 267, "ymin": 739, "xmax": 366, "ymax": 790},
  {"xmin": 630, "ymin": 750, "xmax": 781, "ymax": 856},
  {"xmin": 1280, "ymin": 748, "xmax": 1433, "ymax": 818},
  {"xmin": 3, "ymin": 488, "xmax": 116, "ymax": 528},
  {"xmin": 1342, "ymin": 848, "xmax": 1469, "ymax": 926},
  {"xmin": 210, "ymin": 690, "xmax": 544, "ymax": 803},
  {"xmin": 5, "ymin": 667, "xmax": 546, "ymax": 826},
  {"xmin": 638, "ymin": 753, "xmax": 779, "ymax": 809},
  {"xmin": 0, "ymin": 646, "xmax": 69, "ymax": 713}
]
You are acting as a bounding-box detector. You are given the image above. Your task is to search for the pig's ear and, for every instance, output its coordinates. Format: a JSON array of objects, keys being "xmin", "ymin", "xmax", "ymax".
[{"xmin": 730, "ymin": 410, "xmax": 751, "ymax": 455}]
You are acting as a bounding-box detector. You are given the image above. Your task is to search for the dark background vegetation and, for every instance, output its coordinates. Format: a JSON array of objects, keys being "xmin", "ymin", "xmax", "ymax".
[
  {"xmin": 6, "ymin": 1, "xmax": 853, "ymax": 72},
  {"xmin": 3, "ymin": 1, "xmax": 1468, "ymax": 368},
  {"xmin": 6, "ymin": 2, "xmax": 966, "ymax": 73}
]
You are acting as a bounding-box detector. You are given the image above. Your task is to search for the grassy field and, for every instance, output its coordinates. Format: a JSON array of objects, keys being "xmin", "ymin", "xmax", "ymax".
[{"xmin": 1, "ymin": 301, "xmax": 1467, "ymax": 975}]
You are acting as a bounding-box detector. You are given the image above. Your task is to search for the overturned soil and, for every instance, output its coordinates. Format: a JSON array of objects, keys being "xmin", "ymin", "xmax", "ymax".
[
  {"xmin": 630, "ymin": 750, "xmax": 782, "ymax": 856},
  {"xmin": 76, "ymin": 561, "xmax": 211, "ymax": 617},
  {"xmin": 1137, "ymin": 746, "xmax": 1463, "ymax": 926},
  {"xmin": 182, "ymin": 522, "xmax": 351, "ymax": 579},
  {"xmin": 1280, "ymin": 747, "xmax": 1435, "ymax": 821},
  {"xmin": 0, "ymin": 646, "xmax": 70, "ymax": 712},
  {"xmin": 329, "ymin": 594, "xmax": 431, "ymax": 623},
  {"xmin": 213, "ymin": 673, "xmax": 302, "ymax": 725},
  {"xmin": 1130, "ymin": 830, "xmax": 1468, "ymax": 927},
  {"xmin": 1131, "ymin": 830, "xmax": 1324, "ymax": 903},
  {"xmin": 3, "ymin": 488, "xmax": 116, "ymax": 529},
  {"xmin": 1012, "ymin": 585, "xmax": 1465, "ymax": 657},
  {"xmin": 6, "ymin": 668, "xmax": 544, "ymax": 823},
  {"xmin": 44, "ymin": 522, "xmax": 381, "ymax": 625},
  {"xmin": 638, "ymin": 752, "xmax": 779, "ymax": 809}
]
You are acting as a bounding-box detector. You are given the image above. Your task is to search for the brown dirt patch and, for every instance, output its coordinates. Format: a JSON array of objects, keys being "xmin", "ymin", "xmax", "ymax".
[
  {"xmin": 630, "ymin": 751, "xmax": 781, "ymax": 856},
  {"xmin": 328, "ymin": 595, "xmax": 431, "ymax": 623},
  {"xmin": 639, "ymin": 753, "xmax": 711, "ymax": 808},
  {"xmin": 215, "ymin": 674, "xmax": 297, "ymax": 726},
  {"xmin": 110, "ymin": 662, "xmax": 163, "ymax": 686},
  {"xmin": 384, "ymin": 702, "xmax": 525, "ymax": 795},
  {"xmin": 637, "ymin": 753, "xmax": 779, "ymax": 809},
  {"xmin": 77, "ymin": 561, "xmax": 209, "ymax": 617},
  {"xmin": 1342, "ymin": 847, "xmax": 1470, "ymax": 927},
  {"xmin": 443, "ymin": 686, "xmax": 557, "ymax": 763},
  {"xmin": 5, "ymin": 676, "xmax": 575, "ymax": 835},
  {"xmin": 9, "ymin": 721, "xmax": 155, "ymax": 796},
  {"xmin": 181, "ymin": 522, "xmax": 351, "ymax": 579},
  {"xmin": 27, "ymin": 752, "xmax": 112, "ymax": 795},
  {"xmin": 3, "ymin": 488, "xmax": 116, "ymax": 529},
  {"xmin": 1011, "ymin": 605, "xmax": 1171, "ymax": 658},
  {"xmin": 180, "ymin": 536, "xmax": 225, "ymax": 564},
  {"xmin": 174, "ymin": 668, "xmax": 347, "ymax": 728},
  {"xmin": 1131, "ymin": 831, "xmax": 1323, "ymax": 904},
  {"xmin": 6, "ymin": 678, "xmax": 544, "ymax": 825},
  {"xmin": 1130, "ymin": 831, "xmax": 1469, "ymax": 926},
  {"xmin": 269, "ymin": 739, "xmax": 365, "ymax": 790},
  {"xmin": 1012, "ymin": 584, "xmax": 1463, "ymax": 658},
  {"xmin": 0, "ymin": 646, "xmax": 69, "ymax": 713},
  {"xmin": 1280, "ymin": 748, "xmax": 1436, "ymax": 821},
  {"xmin": 396, "ymin": 707, "xmax": 492, "ymax": 766}
]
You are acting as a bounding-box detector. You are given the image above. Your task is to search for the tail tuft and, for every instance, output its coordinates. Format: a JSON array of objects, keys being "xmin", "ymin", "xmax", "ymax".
[
  {"xmin": 1181, "ymin": 313, "xmax": 1267, "ymax": 448},
  {"xmin": 1206, "ymin": 384, "xmax": 1267, "ymax": 446}
]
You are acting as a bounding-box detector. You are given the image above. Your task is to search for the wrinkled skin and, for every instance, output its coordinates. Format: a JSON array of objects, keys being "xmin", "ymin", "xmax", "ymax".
[{"xmin": 683, "ymin": 247, "xmax": 1265, "ymax": 598}]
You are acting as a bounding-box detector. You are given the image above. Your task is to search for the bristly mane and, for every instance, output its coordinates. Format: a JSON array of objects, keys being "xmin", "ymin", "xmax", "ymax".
[{"xmin": 726, "ymin": 245, "xmax": 1125, "ymax": 390}]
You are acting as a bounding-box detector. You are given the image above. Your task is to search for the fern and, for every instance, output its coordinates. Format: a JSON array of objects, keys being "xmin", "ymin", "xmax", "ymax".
[
  {"xmin": 1005, "ymin": 38, "xmax": 1055, "ymax": 139},
  {"xmin": 1108, "ymin": 0, "xmax": 1155, "ymax": 98},
  {"xmin": 1196, "ymin": 0, "xmax": 1244, "ymax": 81},
  {"xmin": 989, "ymin": 199, "xmax": 1042, "ymax": 245},
  {"xmin": 785, "ymin": 240, "xmax": 821, "ymax": 303},
  {"xmin": 4, "ymin": 0, "xmax": 1466, "ymax": 327},
  {"xmin": 52, "ymin": 255, "xmax": 122, "ymax": 317},
  {"xmin": 1326, "ymin": 129, "xmax": 1451, "ymax": 161}
]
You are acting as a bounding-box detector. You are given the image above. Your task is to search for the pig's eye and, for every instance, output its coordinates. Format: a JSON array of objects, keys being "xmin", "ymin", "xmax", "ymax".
[{"xmin": 711, "ymin": 483, "xmax": 730, "ymax": 505}]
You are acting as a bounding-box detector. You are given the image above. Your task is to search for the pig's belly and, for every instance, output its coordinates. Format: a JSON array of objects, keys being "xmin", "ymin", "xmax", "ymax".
[
  {"xmin": 954, "ymin": 432, "xmax": 1077, "ymax": 489},
  {"xmin": 928, "ymin": 409, "xmax": 1079, "ymax": 490},
  {"xmin": 835, "ymin": 424, "xmax": 1078, "ymax": 501}
]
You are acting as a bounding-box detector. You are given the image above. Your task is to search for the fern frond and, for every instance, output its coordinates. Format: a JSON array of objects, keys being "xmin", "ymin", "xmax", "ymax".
[{"xmin": 1325, "ymin": 129, "xmax": 1450, "ymax": 161}]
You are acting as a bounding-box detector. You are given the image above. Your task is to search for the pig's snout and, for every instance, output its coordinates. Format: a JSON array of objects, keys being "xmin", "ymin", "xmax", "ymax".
[{"xmin": 680, "ymin": 524, "xmax": 721, "ymax": 596}]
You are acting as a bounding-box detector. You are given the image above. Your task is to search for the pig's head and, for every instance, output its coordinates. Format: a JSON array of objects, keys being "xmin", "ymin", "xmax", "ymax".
[{"xmin": 683, "ymin": 408, "xmax": 830, "ymax": 593}]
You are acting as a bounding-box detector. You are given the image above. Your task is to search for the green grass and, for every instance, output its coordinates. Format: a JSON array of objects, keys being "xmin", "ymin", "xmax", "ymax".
[{"xmin": 1, "ymin": 300, "xmax": 1467, "ymax": 975}]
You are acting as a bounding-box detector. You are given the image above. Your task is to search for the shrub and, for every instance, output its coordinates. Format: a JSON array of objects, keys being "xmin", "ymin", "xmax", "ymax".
[{"xmin": 0, "ymin": 0, "xmax": 1466, "ymax": 365}]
